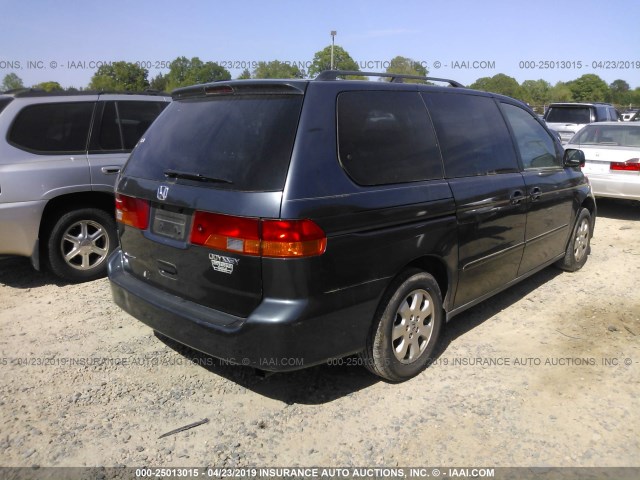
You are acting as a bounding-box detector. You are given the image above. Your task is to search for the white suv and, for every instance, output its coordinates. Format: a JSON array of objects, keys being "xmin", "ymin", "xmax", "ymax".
[{"xmin": 544, "ymin": 102, "xmax": 621, "ymax": 144}]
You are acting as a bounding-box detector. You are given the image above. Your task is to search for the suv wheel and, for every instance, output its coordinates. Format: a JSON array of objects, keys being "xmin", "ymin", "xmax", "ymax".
[
  {"xmin": 47, "ymin": 208, "xmax": 117, "ymax": 282},
  {"xmin": 361, "ymin": 269, "xmax": 443, "ymax": 382},
  {"xmin": 556, "ymin": 208, "xmax": 592, "ymax": 272}
]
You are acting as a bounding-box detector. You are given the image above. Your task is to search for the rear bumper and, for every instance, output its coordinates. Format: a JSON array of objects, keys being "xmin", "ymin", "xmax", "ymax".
[
  {"xmin": 588, "ymin": 174, "xmax": 640, "ymax": 201},
  {"xmin": 108, "ymin": 249, "xmax": 381, "ymax": 371}
]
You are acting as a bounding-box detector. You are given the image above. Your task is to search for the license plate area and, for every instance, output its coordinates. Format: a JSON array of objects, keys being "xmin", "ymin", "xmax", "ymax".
[{"xmin": 152, "ymin": 208, "xmax": 189, "ymax": 241}]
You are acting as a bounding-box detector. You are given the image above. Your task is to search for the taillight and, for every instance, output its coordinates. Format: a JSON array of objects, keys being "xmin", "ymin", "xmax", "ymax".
[
  {"xmin": 115, "ymin": 194, "xmax": 150, "ymax": 229},
  {"xmin": 262, "ymin": 219, "xmax": 327, "ymax": 257},
  {"xmin": 191, "ymin": 212, "xmax": 260, "ymax": 255},
  {"xmin": 190, "ymin": 212, "xmax": 326, "ymax": 258},
  {"xmin": 610, "ymin": 158, "xmax": 640, "ymax": 172}
]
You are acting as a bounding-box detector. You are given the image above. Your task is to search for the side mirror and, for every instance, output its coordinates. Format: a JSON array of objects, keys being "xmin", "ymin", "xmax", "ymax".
[{"xmin": 564, "ymin": 148, "xmax": 585, "ymax": 168}]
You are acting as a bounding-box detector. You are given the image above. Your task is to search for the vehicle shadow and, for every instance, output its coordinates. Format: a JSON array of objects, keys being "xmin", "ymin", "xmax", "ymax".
[
  {"xmin": 595, "ymin": 198, "xmax": 639, "ymax": 221},
  {"xmin": 432, "ymin": 267, "xmax": 562, "ymax": 359},
  {"xmin": 156, "ymin": 266, "xmax": 563, "ymax": 404},
  {"xmin": 0, "ymin": 256, "xmax": 71, "ymax": 289}
]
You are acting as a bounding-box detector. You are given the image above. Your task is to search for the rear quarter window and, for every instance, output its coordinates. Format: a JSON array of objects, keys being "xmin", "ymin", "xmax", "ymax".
[
  {"xmin": 123, "ymin": 95, "xmax": 302, "ymax": 191},
  {"xmin": 0, "ymin": 97, "xmax": 13, "ymax": 115},
  {"xmin": 337, "ymin": 91, "xmax": 443, "ymax": 185},
  {"xmin": 8, "ymin": 102, "xmax": 95, "ymax": 153}
]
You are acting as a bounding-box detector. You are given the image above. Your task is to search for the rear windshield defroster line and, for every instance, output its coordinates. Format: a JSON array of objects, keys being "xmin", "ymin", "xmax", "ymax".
[{"xmin": 123, "ymin": 95, "xmax": 304, "ymax": 192}]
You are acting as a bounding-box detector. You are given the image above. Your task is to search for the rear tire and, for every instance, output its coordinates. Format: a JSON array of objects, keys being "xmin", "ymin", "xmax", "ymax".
[
  {"xmin": 360, "ymin": 269, "xmax": 443, "ymax": 382},
  {"xmin": 556, "ymin": 208, "xmax": 592, "ymax": 272},
  {"xmin": 46, "ymin": 208, "xmax": 117, "ymax": 282}
]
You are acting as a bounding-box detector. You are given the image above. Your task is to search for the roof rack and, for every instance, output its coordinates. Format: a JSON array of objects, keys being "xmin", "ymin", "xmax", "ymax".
[
  {"xmin": 315, "ymin": 70, "xmax": 464, "ymax": 88},
  {"xmin": 5, "ymin": 89, "xmax": 170, "ymax": 98}
]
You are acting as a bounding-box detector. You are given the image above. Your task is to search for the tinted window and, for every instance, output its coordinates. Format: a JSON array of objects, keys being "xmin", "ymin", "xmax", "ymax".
[
  {"xmin": 118, "ymin": 101, "xmax": 167, "ymax": 149},
  {"xmin": 9, "ymin": 102, "xmax": 94, "ymax": 153},
  {"xmin": 0, "ymin": 97, "xmax": 13, "ymax": 115},
  {"xmin": 92, "ymin": 101, "xmax": 167, "ymax": 152},
  {"xmin": 572, "ymin": 125, "xmax": 640, "ymax": 147},
  {"xmin": 608, "ymin": 108, "xmax": 620, "ymax": 121},
  {"xmin": 337, "ymin": 91, "xmax": 443, "ymax": 185},
  {"xmin": 423, "ymin": 93, "xmax": 518, "ymax": 178},
  {"xmin": 97, "ymin": 102, "xmax": 122, "ymax": 150},
  {"xmin": 502, "ymin": 103, "xmax": 561, "ymax": 169},
  {"xmin": 124, "ymin": 95, "xmax": 303, "ymax": 191},
  {"xmin": 545, "ymin": 107, "xmax": 591, "ymax": 124}
]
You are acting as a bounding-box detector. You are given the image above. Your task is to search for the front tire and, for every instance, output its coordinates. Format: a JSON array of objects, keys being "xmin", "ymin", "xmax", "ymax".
[
  {"xmin": 360, "ymin": 269, "xmax": 444, "ymax": 382},
  {"xmin": 46, "ymin": 208, "xmax": 117, "ymax": 282},
  {"xmin": 556, "ymin": 208, "xmax": 592, "ymax": 272}
]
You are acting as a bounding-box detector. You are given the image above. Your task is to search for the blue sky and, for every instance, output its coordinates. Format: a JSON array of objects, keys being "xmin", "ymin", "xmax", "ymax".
[{"xmin": 1, "ymin": 0, "xmax": 639, "ymax": 89}]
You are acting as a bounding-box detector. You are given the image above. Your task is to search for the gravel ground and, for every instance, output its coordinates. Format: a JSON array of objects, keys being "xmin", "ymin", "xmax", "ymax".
[{"xmin": 0, "ymin": 198, "xmax": 639, "ymax": 469}]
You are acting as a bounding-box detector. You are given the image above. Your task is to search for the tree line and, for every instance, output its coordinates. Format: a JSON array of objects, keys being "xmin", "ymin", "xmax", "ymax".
[{"xmin": 2, "ymin": 45, "xmax": 639, "ymax": 109}]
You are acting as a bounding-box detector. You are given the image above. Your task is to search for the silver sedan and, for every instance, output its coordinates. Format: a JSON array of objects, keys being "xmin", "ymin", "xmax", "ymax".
[{"xmin": 566, "ymin": 122, "xmax": 640, "ymax": 201}]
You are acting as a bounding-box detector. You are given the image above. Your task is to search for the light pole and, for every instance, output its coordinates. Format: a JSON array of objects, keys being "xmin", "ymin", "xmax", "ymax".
[{"xmin": 330, "ymin": 30, "xmax": 337, "ymax": 70}]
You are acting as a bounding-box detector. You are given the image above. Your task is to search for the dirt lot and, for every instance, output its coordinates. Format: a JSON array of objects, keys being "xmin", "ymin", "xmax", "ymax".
[{"xmin": 0, "ymin": 198, "xmax": 639, "ymax": 469}]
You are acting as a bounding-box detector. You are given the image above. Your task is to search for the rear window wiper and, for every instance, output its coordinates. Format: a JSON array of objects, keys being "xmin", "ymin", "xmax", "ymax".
[{"xmin": 163, "ymin": 169, "xmax": 233, "ymax": 184}]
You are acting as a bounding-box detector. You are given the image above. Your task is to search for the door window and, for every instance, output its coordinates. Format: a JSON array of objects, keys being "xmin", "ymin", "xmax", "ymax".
[{"xmin": 501, "ymin": 103, "xmax": 561, "ymax": 169}]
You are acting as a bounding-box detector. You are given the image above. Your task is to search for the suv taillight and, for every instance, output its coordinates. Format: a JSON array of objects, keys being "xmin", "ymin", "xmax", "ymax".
[
  {"xmin": 115, "ymin": 194, "xmax": 150, "ymax": 229},
  {"xmin": 610, "ymin": 158, "xmax": 640, "ymax": 172},
  {"xmin": 190, "ymin": 212, "xmax": 326, "ymax": 258}
]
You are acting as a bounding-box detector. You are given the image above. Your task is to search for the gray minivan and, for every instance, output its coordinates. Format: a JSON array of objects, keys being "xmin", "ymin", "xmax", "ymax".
[{"xmin": 109, "ymin": 72, "xmax": 596, "ymax": 381}]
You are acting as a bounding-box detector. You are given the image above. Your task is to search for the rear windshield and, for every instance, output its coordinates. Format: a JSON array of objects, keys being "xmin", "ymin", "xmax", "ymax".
[
  {"xmin": 545, "ymin": 107, "xmax": 591, "ymax": 124},
  {"xmin": 572, "ymin": 125, "xmax": 640, "ymax": 147},
  {"xmin": 123, "ymin": 95, "xmax": 303, "ymax": 191}
]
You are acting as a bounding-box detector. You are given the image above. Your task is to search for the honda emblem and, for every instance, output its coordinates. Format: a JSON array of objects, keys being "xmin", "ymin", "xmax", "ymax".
[{"xmin": 157, "ymin": 185, "xmax": 169, "ymax": 201}]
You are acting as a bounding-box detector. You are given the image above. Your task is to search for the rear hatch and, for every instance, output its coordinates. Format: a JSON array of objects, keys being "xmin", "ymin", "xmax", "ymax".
[
  {"xmin": 115, "ymin": 82, "xmax": 307, "ymax": 317},
  {"xmin": 544, "ymin": 105, "xmax": 592, "ymax": 144}
]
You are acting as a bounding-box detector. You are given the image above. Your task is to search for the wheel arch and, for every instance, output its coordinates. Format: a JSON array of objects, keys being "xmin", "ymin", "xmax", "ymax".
[
  {"xmin": 403, "ymin": 255, "xmax": 451, "ymax": 310},
  {"xmin": 581, "ymin": 195, "xmax": 597, "ymax": 233},
  {"xmin": 38, "ymin": 192, "xmax": 115, "ymax": 263}
]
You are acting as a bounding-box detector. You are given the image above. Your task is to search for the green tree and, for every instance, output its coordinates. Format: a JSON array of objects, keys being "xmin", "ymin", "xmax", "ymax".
[
  {"xmin": 469, "ymin": 76, "xmax": 492, "ymax": 91},
  {"xmin": 308, "ymin": 45, "xmax": 360, "ymax": 77},
  {"xmin": 252, "ymin": 60, "xmax": 303, "ymax": 79},
  {"xmin": 2, "ymin": 73, "xmax": 24, "ymax": 91},
  {"xmin": 34, "ymin": 81, "xmax": 63, "ymax": 92},
  {"xmin": 149, "ymin": 73, "xmax": 168, "ymax": 92},
  {"xmin": 237, "ymin": 68, "xmax": 251, "ymax": 80},
  {"xmin": 165, "ymin": 56, "xmax": 231, "ymax": 91},
  {"xmin": 630, "ymin": 87, "xmax": 640, "ymax": 107},
  {"xmin": 520, "ymin": 79, "xmax": 552, "ymax": 108},
  {"xmin": 609, "ymin": 79, "xmax": 631, "ymax": 106},
  {"xmin": 89, "ymin": 61, "xmax": 149, "ymax": 91},
  {"xmin": 567, "ymin": 74, "xmax": 609, "ymax": 102},
  {"xmin": 549, "ymin": 81, "xmax": 573, "ymax": 102},
  {"xmin": 384, "ymin": 56, "xmax": 428, "ymax": 82},
  {"xmin": 470, "ymin": 73, "xmax": 522, "ymax": 99}
]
